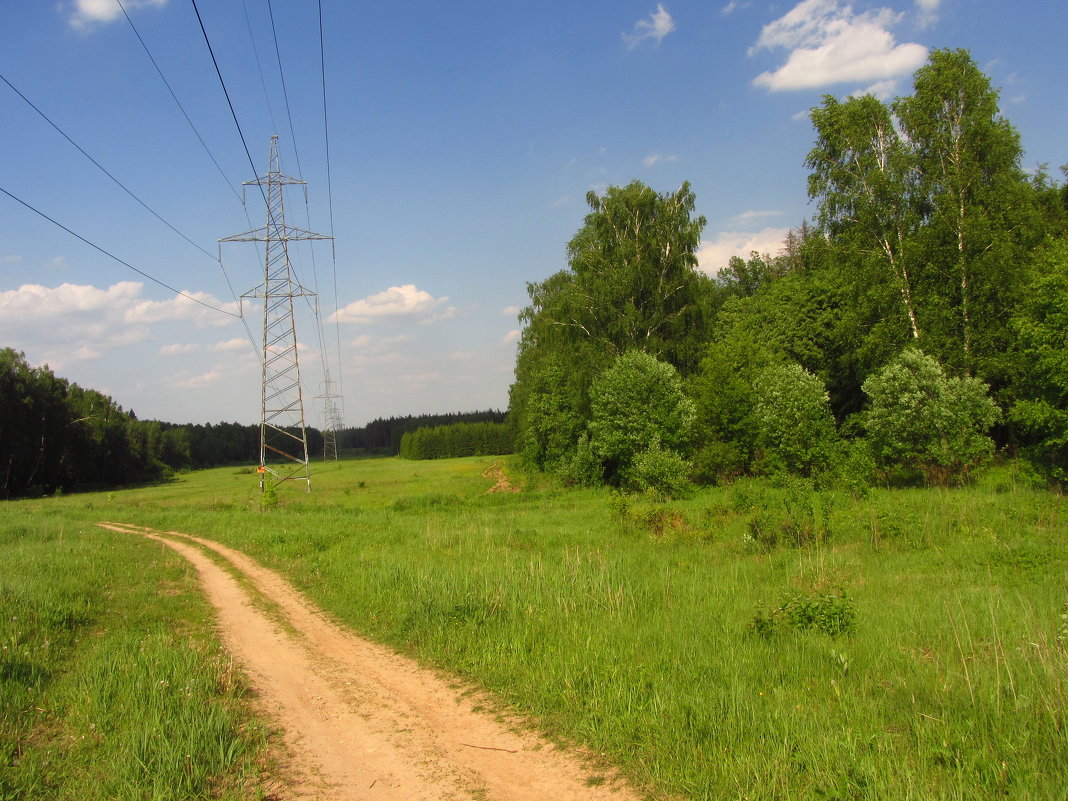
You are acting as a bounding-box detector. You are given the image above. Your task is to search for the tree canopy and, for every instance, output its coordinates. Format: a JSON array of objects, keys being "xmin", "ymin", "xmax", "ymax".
[{"xmin": 507, "ymin": 49, "xmax": 1067, "ymax": 490}]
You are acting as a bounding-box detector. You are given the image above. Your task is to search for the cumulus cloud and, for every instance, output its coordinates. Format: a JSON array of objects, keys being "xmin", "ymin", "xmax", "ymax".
[
  {"xmin": 211, "ymin": 338, "xmax": 251, "ymax": 352},
  {"xmin": 501, "ymin": 329, "xmax": 521, "ymax": 346},
  {"xmin": 171, "ymin": 370, "xmax": 220, "ymax": 389},
  {"xmin": 68, "ymin": 0, "xmax": 167, "ymax": 30},
  {"xmin": 851, "ymin": 79, "xmax": 899, "ymax": 100},
  {"xmin": 159, "ymin": 343, "xmax": 198, "ymax": 356},
  {"xmin": 914, "ymin": 0, "xmax": 940, "ymax": 29},
  {"xmin": 330, "ymin": 284, "xmax": 454, "ymax": 325},
  {"xmin": 728, "ymin": 209, "xmax": 784, "ymax": 227},
  {"xmin": 750, "ymin": 0, "xmax": 928, "ymax": 92},
  {"xmin": 125, "ymin": 291, "xmax": 238, "ymax": 328},
  {"xmin": 695, "ymin": 227, "xmax": 792, "ymax": 275},
  {"xmin": 352, "ymin": 333, "xmax": 415, "ymax": 350},
  {"xmin": 623, "ymin": 4, "xmax": 676, "ymax": 48},
  {"xmin": 0, "ymin": 281, "xmax": 142, "ymax": 315},
  {"xmin": 500, "ymin": 305, "xmax": 521, "ymax": 317},
  {"xmin": 643, "ymin": 153, "xmax": 679, "ymax": 168},
  {"xmin": 0, "ymin": 280, "xmax": 241, "ymax": 371}
]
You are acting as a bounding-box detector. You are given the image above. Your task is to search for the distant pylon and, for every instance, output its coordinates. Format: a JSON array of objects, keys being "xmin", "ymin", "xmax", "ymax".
[
  {"xmin": 220, "ymin": 135, "xmax": 331, "ymax": 493},
  {"xmin": 317, "ymin": 370, "xmax": 343, "ymax": 461}
]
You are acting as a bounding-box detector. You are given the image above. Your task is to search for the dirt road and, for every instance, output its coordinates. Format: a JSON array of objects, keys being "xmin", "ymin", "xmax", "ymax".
[{"xmin": 97, "ymin": 522, "xmax": 640, "ymax": 801}]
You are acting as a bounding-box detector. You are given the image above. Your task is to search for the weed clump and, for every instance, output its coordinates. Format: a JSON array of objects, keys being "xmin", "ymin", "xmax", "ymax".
[{"xmin": 749, "ymin": 590, "xmax": 856, "ymax": 637}]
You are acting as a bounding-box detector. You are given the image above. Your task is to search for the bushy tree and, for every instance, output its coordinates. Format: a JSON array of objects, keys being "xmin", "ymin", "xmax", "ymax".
[
  {"xmin": 752, "ymin": 363, "xmax": 838, "ymax": 477},
  {"xmin": 513, "ymin": 356, "xmax": 591, "ymax": 470},
  {"xmin": 862, "ymin": 349, "xmax": 1000, "ymax": 485},
  {"xmin": 587, "ymin": 351, "xmax": 695, "ymax": 485},
  {"xmin": 630, "ymin": 442, "xmax": 693, "ymax": 498},
  {"xmin": 1008, "ymin": 238, "xmax": 1068, "ymax": 485}
]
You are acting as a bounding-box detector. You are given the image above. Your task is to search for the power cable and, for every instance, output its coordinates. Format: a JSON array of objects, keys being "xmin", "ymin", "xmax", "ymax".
[
  {"xmin": 189, "ymin": 0, "xmax": 269, "ymax": 211},
  {"xmin": 239, "ymin": 0, "xmax": 279, "ymax": 135},
  {"xmin": 265, "ymin": 0, "xmax": 304, "ymax": 181},
  {"xmin": 0, "ymin": 71, "xmax": 217, "ymax": 262},
  {"xmin": 115, "ymin": 0, "xmax": 243, "ymax": 204},
  {"xmin": 256, "ymin": 4, "xmax": 333, "ymax": 399},
  {"xmin": 0, "ymin": 184, "xmax": 239, "ymax": 319},
  {"xmin": 318, "ymin": 0, "xmax": 346, "ymax": 406},
  {"xmin": 114, "ymin": 0, "xmax": 263, "ymax": 357}
]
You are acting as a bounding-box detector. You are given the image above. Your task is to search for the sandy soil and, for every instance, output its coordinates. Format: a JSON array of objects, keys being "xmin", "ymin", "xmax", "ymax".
[{"xmin": 97, "ymin": 522, "xmax": 640, "ymax": 801}]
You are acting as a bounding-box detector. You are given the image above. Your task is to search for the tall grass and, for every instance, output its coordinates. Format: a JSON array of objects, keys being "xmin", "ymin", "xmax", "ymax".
[
  {"xmin": 0, "ymin": 509, "xmax": 268, "ymax": 800},
  {"xmin": 4, "ymin": 456, "xmax": 1065, "ymax": 799}
]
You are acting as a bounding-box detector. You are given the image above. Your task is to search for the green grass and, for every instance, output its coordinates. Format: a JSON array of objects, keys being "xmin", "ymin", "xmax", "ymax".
[
  {"xmin": 3, "ymin": 455, "xmax": 1066, "ymax": 800},
  {"xmin": 0, "ymin": 511, "xmax": 269, "ymax": 800}
]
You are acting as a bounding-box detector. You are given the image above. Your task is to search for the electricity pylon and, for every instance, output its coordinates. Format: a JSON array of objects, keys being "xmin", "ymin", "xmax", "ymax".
[
  {"xmin": 317, "ymin": 370, "xmax": 344, "ymax": 461},
  {"xmin": 220, "ymin": 135, "xmax": 331, "ymax": 492}
]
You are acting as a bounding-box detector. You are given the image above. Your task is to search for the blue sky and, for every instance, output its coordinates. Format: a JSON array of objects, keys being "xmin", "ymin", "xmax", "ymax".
[{"xmin": 2, "ymin": 0, "xmax": 1065, "ymax": 427}]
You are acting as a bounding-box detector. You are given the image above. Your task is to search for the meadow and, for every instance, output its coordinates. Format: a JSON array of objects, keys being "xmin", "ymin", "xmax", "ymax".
[{"xmin": 1, "ymin": 455, "xmax": 1065, "ymax": 800}]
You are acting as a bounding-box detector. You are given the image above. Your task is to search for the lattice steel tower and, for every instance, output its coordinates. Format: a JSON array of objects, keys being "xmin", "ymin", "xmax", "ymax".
[
  {"xmin": 220, "ymin": 135, "xmax": 331, "ymax": 492},
  {"xmin": 317, "ymin": 370, "xmax": 344, "ymax": 461}
]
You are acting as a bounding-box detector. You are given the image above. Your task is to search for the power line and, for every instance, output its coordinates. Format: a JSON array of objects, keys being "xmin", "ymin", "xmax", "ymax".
[
  {"xmin": 0, "ymin": 184, "xmax": 239, "ymax": 319},
  {"xmin": 114, "ymin": 0, "xmax": 263, "ymax": 358},
  {"xmin": 318, "ymin": 0, "xmax": 346, "ymax": 406},
  {"xmin": 116, "ymin": 0, "xmax": 243, "ymax": 204},
  {"xmin": 239, "ymin": 0, "xmax": 279, "ymax": 135},
  {"xmin": 189, "ymin": 0, "xmax": 268, "ymax": 211},
  {"xmin": 0, "ymin": 71, "xmax": 218, "ymax": 262},
  {"xmin": 265, "ymin": 0, "xmax": 304, "ymax": 181}
]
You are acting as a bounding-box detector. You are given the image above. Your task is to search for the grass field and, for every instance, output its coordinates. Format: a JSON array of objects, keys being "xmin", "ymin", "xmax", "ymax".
[{"xmin": 2, "ymin": 455, "xmax": 1065, "ymax": 800}]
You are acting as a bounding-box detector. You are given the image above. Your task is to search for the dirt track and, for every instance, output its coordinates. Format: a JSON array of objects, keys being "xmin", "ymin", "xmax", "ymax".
[{"xmin": 97, "ymin": 522, "xmax": 640, "ymax": 801}]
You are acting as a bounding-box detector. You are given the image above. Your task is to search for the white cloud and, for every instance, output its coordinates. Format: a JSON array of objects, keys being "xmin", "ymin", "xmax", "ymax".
[
  {"xmin": 695, "ymin": 227, "xmax": 792, "ymax": 275},
  {"xmin": 623, "ymin": 4, "xmax": 676, "ymax": 48},
  {"xmin": 728, "ymin": 209, "xmax": 783, "ymax": 227},
  {"xmin": 171, "ymin": 370, "xmax": 220, "ymax": 389},
  {"xmin": 351, "ymin": 333, "xmax": 415, "ymax": 350},
  {"xmin": 330, "ymin": 284, "xmax": 453, "ymax": 324},
  {"xmin": 125, "ymin": 291, "xmax": 238, "ymax": 328},
  {"xmin": 721, "ymin": 1, "xmax": 748, "ymax": 15},
  {"xmin": 501, "ymin": 329, "xmax": 521, "ymax": 346},
  {"xmin": 211, "ymin": 337, "xmax": 251, "ymax": 352},
  {"xmin": 750, "ymin": 0, "xmax": 928, "ymax": 92},
  {"xmin": 159, "ymin": 343, "xmax": 198, "ymax": 356},
  {"xmin": 0, "ymin": 281, "xmax": 142, "ymax": 315},
  {"xmin": 643, "ymin": 153, "xmax": 679, "ymax": 168},
  {"xmin": 68, "ymin": 0, "xmax": 167, "ymax": 30},
  {"xmin": 2, "ymin": 254, "xmax": 22, "ymax": 264},
  {"xmin": 500, "ymin": 305, "xmax": 521, "ymax": 317},
  {"xmin": 0, "ymin": 280, "xmax": 244, "ymax": 372},
  {"xmin": 70, "ymin": 345, "xmax": 102, "ymax": 361},
  {"xmin": 914, "ymin": 0, "xmax": 940, "ymax": 29},
  {"xmin": 449, "ymin": 351, "xmax": 476, "ymax": 362},
  {"xmin": 851, "ymin": 79, "xmax": 899, "ymax": 100}
]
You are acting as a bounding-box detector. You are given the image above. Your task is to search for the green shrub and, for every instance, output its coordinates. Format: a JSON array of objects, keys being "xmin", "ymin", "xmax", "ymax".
[
  {"xmin": 558, "ymin": 433, "xmax": 603, "ymax": 486},
  {"xmin": 588, "ymin": 351, "xmax": 696, "ymax": 484},
  {"xmin": 629, "ymin": 442, "xmax": 694, "ymax": 498},
  {"xmin": 862, "ymin": 349, "xmax": 1000, "ymax": 485},
  {"xmin": 750, "ymin": 591, "xmax": 857, "ymax": 637},
  {"xmin": 752, "ymin": 362, "xmax": 839, "ymax": 477},
  {"xmin": 692, "ymin": 439, "xmax": 747, "ymax": 485}
]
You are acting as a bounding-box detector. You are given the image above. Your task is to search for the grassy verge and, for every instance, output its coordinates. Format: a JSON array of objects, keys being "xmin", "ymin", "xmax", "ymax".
[
  {"xmin": 3, "ymin": 456, "xmax": 1066, "ymax": 800},
  {"xmin": 0, "ymin": 510, "xmax": 270, "ymax": 800}
]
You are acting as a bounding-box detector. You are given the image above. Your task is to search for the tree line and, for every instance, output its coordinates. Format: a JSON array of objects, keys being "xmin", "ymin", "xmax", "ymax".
[
  {"xmin": 338, "ymin": 410, "xmax": 507, "ymax": 455},
  {"xmin": 0, "ymin": 348, "xmax": 325, "ymax": 498},
  {"xmin": 398, "ymin": 421, "xmax": 514, "ymax": 461},
  {"xmin": 509, "ymin": 50, "xmax": 1067, "ymax": 493}
]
